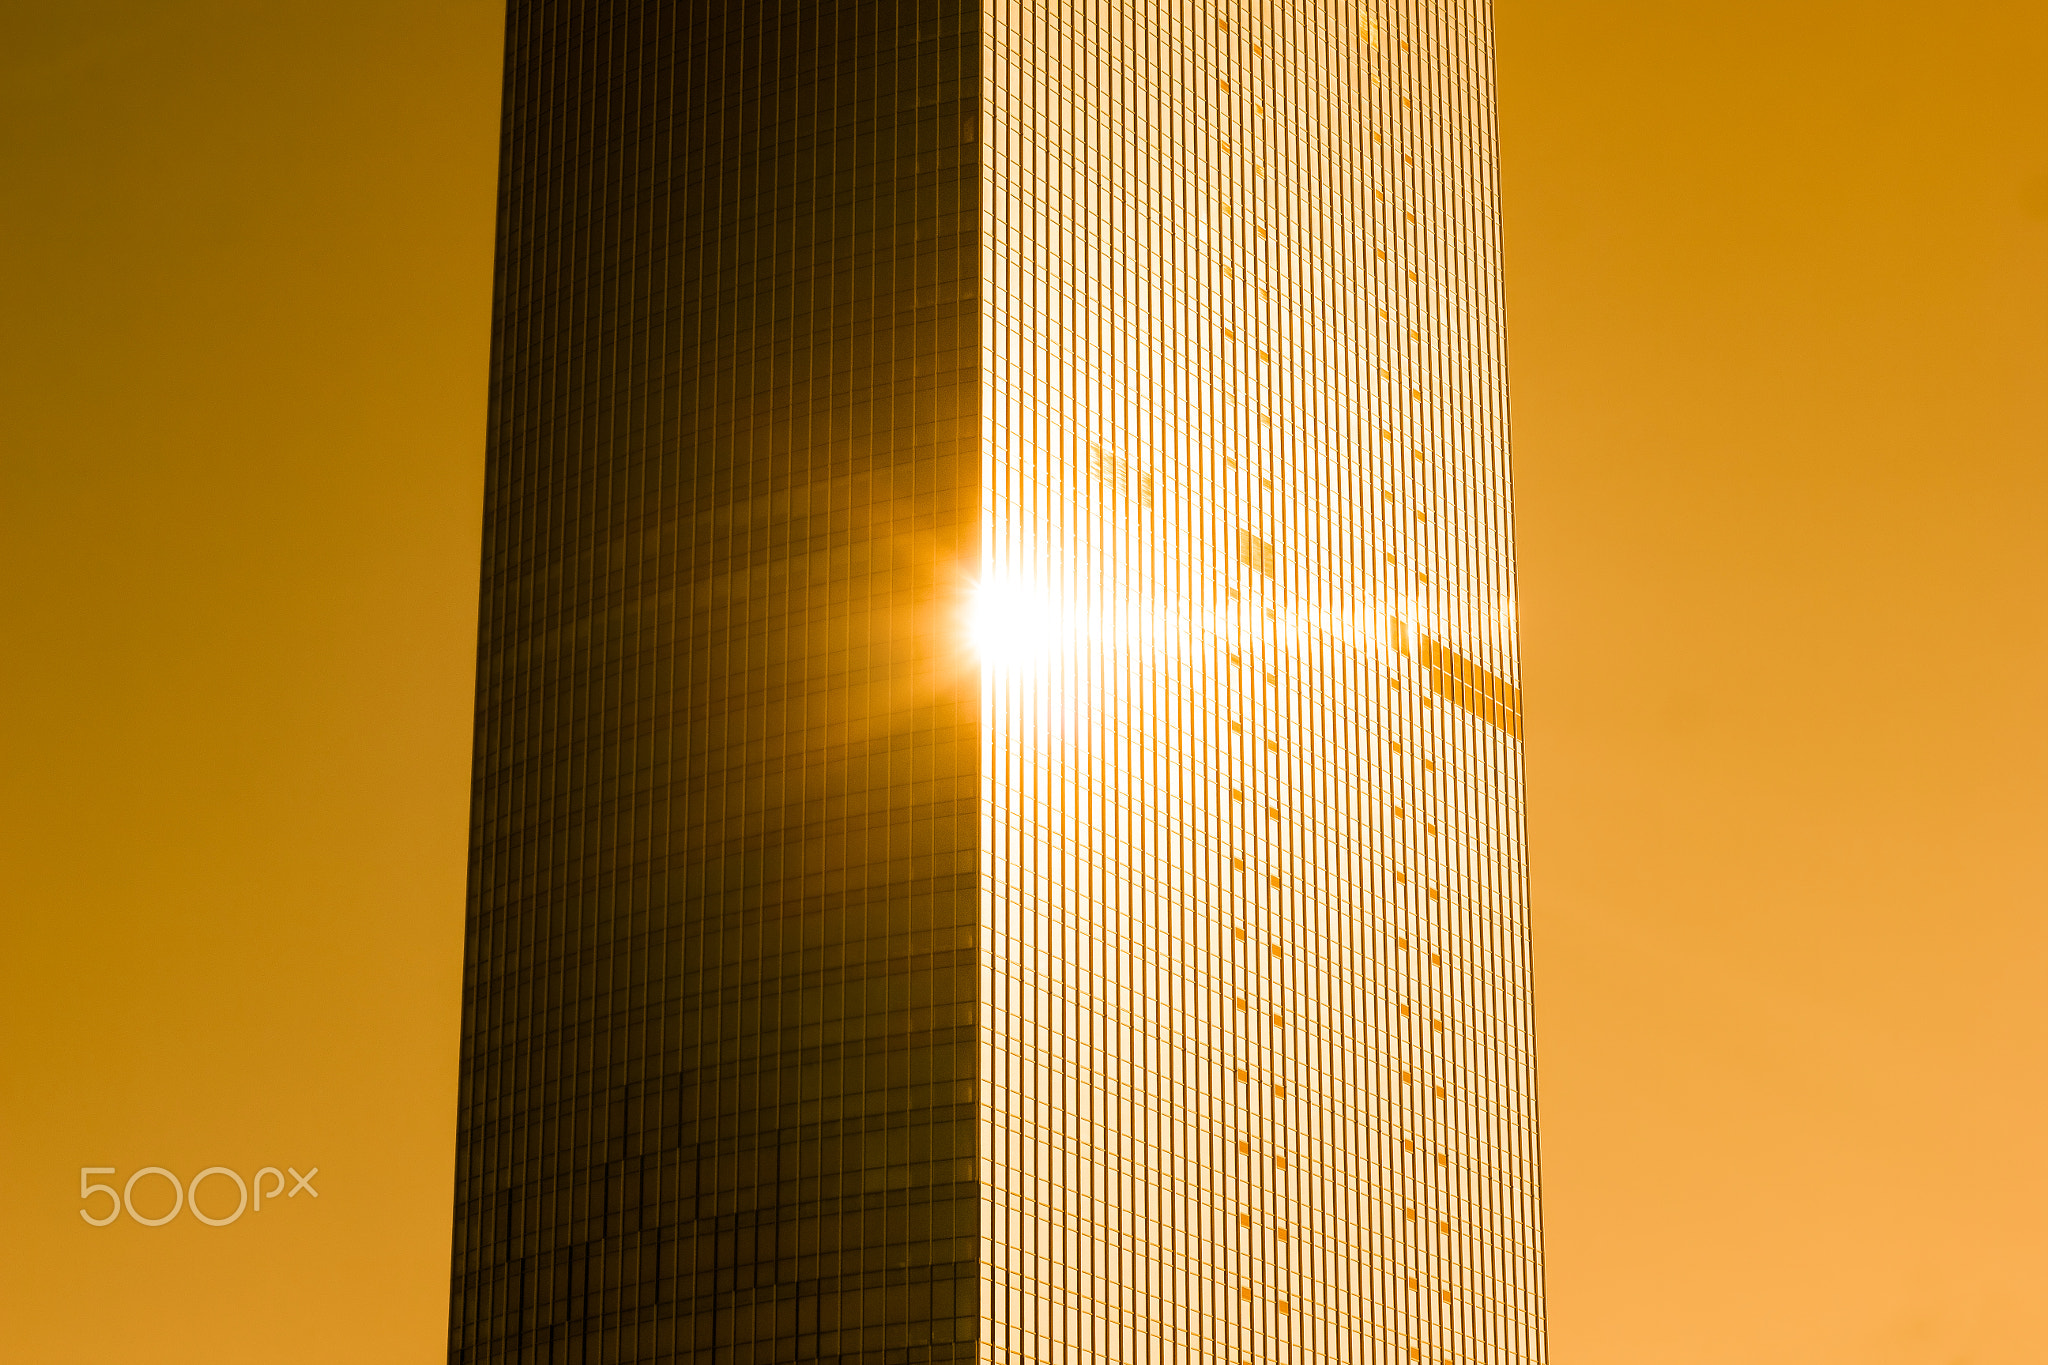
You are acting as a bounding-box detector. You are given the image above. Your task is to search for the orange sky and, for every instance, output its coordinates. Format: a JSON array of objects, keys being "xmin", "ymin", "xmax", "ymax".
[
  {"xmin": 1502, "ymin": 3, "xmax": 2048, "ymax": 1361},
  {"xmin": 2, "ymin": 3, "xmax": 2043, "ymax": 1362}
]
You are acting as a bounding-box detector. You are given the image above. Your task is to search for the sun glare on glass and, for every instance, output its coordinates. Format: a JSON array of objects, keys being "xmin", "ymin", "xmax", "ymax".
[{"xmin": 969, "ymin": 576, "xmax": 1075, "ymax": 670}]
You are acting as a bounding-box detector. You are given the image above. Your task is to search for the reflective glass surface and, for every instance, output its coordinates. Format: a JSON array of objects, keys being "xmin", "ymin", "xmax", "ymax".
[
  {"xmin": 978, "ymin": 3, "xmax": 1541, "ymax": 1363},
  {"xmin": 450, "ymin": 3, "xmax": 982, "ymax": 1361},
  {"xmin": 452, "ymin": 3, "xmax": 1541, "ymax": 1364}
]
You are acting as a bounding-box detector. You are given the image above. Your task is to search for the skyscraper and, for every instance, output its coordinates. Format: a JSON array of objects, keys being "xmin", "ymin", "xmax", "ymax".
[{"xmin": 449, "ymin": 2, "xmax": 1542, "ymax": 1364}]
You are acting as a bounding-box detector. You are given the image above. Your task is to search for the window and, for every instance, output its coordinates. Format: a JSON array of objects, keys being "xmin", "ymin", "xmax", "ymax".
[{"xmin": 1237, "ymin": 529, "xmax": 1276, "ymax": 576}]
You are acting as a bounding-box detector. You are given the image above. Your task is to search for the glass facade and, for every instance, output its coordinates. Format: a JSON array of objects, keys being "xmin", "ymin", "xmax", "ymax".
[
  {"xmin": 451, "ymin": 2, "xmax": 1540, "ymax": 1364},
  {"xmin": 977, "ymin": 3, "xmax": 1540, "ymax": 1364},
  {"xmin": 449, "ymin": 2, "xmax": 984, "ymax": 1361}
]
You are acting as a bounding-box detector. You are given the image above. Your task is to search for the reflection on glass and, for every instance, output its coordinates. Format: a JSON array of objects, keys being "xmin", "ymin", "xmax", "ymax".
[{"xmin": 978, "ymin": 2, "xmax": 1542, "ymax": 1364}]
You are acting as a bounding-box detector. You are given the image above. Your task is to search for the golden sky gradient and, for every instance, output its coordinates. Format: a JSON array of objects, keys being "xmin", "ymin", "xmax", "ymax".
[
  {"xmin": 2, "ymin": 2, "xmax": 2043, "ymax": 1361},
  {"xmin": 1501, "ymin": 3, "xmax": 2048, "ymax": 1362}
]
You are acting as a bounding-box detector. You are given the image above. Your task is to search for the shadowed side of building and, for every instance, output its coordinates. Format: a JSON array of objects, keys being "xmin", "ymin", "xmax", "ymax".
[{"xmin": 448, "ymin": 3, "xmax": 982, "ymax": 1361}]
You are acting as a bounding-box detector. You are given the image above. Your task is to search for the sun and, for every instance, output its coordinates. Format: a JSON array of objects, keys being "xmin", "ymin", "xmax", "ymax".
[{"xmin": 968, "ymin": 575, "xmax": 1072, "ymax": 671}]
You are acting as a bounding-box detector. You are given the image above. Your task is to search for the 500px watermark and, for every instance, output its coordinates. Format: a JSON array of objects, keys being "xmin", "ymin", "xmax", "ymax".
[{"xmin": 78, "ymin": 1165, "xmax": 319, "ymax": 1227}]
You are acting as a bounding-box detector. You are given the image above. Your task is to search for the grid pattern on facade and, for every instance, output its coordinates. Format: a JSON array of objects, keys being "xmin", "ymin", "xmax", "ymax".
[
  {"xmin": 978, "ymin": 2, "xmax": 1543, "ymax": 1364},
  {"xmin": 450, "ymin": 3, "xmax": 982, "ymax": 1362},
  {"xmin": 453, "ymin": 1, "xmax": 1543, "ymax": 1363}
]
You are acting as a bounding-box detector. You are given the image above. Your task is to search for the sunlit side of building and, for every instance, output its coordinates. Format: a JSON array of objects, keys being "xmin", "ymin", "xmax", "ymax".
[{"xmin": 976, "ymin": 3, "xmax": 1539, "ymax": 1364}]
